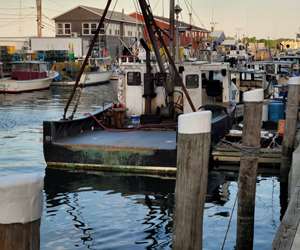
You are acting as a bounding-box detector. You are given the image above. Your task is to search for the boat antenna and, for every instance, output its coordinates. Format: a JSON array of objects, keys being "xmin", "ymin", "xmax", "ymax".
[{"xmin": 63, "ymin": 0, "xmax": 113, "ymax": 120}]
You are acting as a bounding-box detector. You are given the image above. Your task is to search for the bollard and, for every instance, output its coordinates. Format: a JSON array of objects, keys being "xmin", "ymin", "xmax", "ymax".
[
  {"xmin": 236, "ymin": 89, "xmax": 263, "ymax": 250},
  {"xmin": 173, "ymin": 111, "xmax": 212, "ymax": 250},
  {"xmin": 0, "ymin": 173, "xmax": 44, "ymax": 250},
  {"xmin": 281, "ymin": 77, "xmax": 300, "ymax": 183}
]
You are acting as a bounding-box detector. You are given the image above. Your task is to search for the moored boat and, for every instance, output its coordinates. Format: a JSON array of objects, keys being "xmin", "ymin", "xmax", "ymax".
[
  {"xmin": 51, "ymin": 58, "xmax": 112, "ymax": 87},
  {"xmin": 0, "ymin": 61, "xmax": 58, "ymax": 93}
]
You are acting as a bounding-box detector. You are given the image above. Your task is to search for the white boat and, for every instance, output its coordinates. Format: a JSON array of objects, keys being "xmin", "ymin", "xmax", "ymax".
[
  {"xmin": 51, "ymin": 58, "xmax": 112, "ymax": 87},
  {"xmin": 52, "ymin": 70, "xmax": 112, "ymax": 87},
  {"xmin": 0, "ymin": 61, "xmax": 58, "ymax": 94}
]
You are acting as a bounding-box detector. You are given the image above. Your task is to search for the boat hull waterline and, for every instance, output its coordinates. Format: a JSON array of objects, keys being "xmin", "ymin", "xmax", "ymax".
[
  {"xmin": 0, "ymin": 71, "xmax": 58, "ymax": 93},
  {"xmin": 51, "ymin": 71, "xmax": 112, "ymax": 87}
]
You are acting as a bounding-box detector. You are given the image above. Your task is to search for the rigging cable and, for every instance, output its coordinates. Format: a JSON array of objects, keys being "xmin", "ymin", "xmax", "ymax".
[
  {"xmin": 63, "ymin": 0, "xmax": 113, "ymax": 120},
  {"xmin": 67, "ymin": 0, "xmax": 119, "ymax": 119},
  {"xmin": 220, "ymin": 186, "xmax": 238, "ymax": 250}
]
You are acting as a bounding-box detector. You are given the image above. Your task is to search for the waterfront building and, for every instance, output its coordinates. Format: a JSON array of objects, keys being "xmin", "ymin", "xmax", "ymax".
[
  {"xmin": 128, "ymin": 12, "xmax": 209, "ymax": 51},
  {"xmin": 53, "ymin": 5, "xmax": 144, "ymax": 58}
]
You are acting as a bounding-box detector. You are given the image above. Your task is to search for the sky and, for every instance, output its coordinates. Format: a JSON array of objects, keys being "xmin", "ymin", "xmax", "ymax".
[{"xmin": 0, "ymin": 0, "xmax": 299, "ymax": 39}]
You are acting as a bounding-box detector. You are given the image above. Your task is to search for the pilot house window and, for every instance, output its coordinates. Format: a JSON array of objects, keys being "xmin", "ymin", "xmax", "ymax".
[
  {"xmin": 127, "ymin": 72, "xmax": 141, "ymax": 86},
  {"xmin": 186, "ymin": 74, "xmax": 199, "ymax": 89}
]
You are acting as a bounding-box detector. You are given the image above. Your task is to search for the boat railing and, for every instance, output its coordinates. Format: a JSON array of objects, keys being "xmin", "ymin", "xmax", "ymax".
[{"xmin": 43, "ymin": 103, "xmax": 113, "ymax": 143}]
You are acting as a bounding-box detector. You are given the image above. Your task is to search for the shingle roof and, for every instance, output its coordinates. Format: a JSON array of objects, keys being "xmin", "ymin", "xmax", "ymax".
[{"xmin": 54, "ymin": 5, "xmax": 141, "ymax": 24}]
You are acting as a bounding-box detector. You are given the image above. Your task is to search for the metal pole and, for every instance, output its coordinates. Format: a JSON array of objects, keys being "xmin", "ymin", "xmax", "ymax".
[{"xmin": 36, "ymin": 0, "xmax": 42, "ymax": 37}]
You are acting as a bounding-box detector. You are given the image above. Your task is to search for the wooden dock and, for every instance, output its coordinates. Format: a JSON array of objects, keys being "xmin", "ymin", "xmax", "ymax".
[{"xmin": 212, "ymin": 141, "xmax": 281, "ymax": 173}]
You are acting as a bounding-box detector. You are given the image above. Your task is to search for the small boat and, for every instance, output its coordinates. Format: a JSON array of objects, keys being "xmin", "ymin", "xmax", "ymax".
[
  {"xmin": 0, "ymin": 61, "xmax": 57, "ymax": 93},
  {"xmin": 51, "ymin": 58, "xmax": 112, "ymax": 87}
]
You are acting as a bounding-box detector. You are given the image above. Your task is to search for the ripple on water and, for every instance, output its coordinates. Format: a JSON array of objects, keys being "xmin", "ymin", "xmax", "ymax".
[{"xmin": 0, "ymin": 84, "xmax": 281, "ymax": 250}]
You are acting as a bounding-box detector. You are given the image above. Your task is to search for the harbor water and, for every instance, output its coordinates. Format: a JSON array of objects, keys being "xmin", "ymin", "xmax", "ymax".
[{"xmin": 0, "ymin": 82, "xmax": 280, "ymax": 249}]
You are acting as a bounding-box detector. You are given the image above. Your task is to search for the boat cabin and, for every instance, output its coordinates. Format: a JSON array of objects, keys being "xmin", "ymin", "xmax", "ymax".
[
  {"xmin": 274, "ymin": 55, "xmax": 300, "ymax": 73},
  {"xmin": 118, "ymin": 61, "xmax": 238, "ymax": 116},
  {"xmin": 246, "ymin": 61, "xmax": 293, "ymax": 79},
  {"xmin": 232, "ymin": 68, "xmax": 268, "ymax": 101},
  {"xmin": 11, "ymin": 61, "xmax": 48, "ymax": 81}
]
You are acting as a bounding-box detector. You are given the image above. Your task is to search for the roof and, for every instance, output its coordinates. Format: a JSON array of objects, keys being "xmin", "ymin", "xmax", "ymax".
[
  {"xmin": 221, "ymin": 39, "xmax": 237, "ymax": 46},
  {"xmin": 53, "ymin": 5, "xmax": 142, "ymax": 25},
  {"xmin": 153, "ymin": 15, "xmax": 209, "ymax": 32},
  {"xmin": 210, "ymin": 31, "xmax": 225, "ymax": 38}
]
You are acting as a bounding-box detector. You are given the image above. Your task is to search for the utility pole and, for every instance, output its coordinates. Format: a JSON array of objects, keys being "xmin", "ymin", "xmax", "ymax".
[
  {"xmin": 175, "ymin": 4, "xmax": 182, "ymax": 63},
  {"xmin": 36, "ymin": 0, "xmax": 42, "ymax": 37},
  {"xmin": 169, "ymin": 0, "xmax": 175, "ymax": 58}
]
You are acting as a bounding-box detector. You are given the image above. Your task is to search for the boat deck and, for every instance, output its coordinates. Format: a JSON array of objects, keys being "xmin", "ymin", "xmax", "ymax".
[
  {"xmin": 45, "ymin": 129, "xmax": 178, "ymax": 171},
  {"xmin": 55, "ymin": 130, "xmax": 177, "ymax": 150}
]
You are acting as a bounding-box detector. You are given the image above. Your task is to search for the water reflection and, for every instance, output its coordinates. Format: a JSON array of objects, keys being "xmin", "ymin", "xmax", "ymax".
[
  {"xmin": 42, "ymin": 169, "xmax": 280, "ymax": 250},
  {"xmin": 0, "ymin": 84, "xmax": 281, "ymax": 249}
]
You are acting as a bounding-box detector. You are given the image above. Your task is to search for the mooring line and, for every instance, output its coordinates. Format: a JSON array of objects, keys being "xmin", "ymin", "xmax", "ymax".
[{"xmin": 220, "ymin": 187, "xmax": 238, "ymax": 250}]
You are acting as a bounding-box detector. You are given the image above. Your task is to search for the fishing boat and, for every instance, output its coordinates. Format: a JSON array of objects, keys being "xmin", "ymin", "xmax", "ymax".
[
  {"xmin": 0, "ymin": 61, "xmax": 58, "ymax": 93},
  {"xmin": 43, "ymin": 0, "xmax": 238, "ymax": 174},
  {"xmin": 51, "ymin": 58, "xmax": 112, "ymax": 87}
]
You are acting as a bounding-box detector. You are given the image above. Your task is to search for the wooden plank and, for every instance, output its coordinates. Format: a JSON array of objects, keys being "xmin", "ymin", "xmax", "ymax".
[{"xmin": 213, "ymin": 155, "xmax": 281, "ymax": 164}]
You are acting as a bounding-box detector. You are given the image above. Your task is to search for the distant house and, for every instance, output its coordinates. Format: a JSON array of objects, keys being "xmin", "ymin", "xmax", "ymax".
[
  {"xmin": 128, "ymin": 12, "xmax": 209, "ymax": 50},
  {"xmin": 53, "ymin": 5, "xmax": 144, "ymax": 58}
]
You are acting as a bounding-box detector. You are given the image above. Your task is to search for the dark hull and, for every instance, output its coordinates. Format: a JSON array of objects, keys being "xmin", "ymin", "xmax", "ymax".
[{"xmin": 43, "ymin": 105, "xmax": 235, "ymax": 173}]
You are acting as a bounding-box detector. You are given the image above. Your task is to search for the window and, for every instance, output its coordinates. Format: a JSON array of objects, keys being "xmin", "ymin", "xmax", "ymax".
[
  {"xmin": 91, "ymin": 23, "xmax": 97, "ymax": 34},
  {"xmin": 82, "ymin": 23, "xmax": 103, "ymax": 35},
  {"xmin": 82, "ymin": 23, "xmax": 90, "ymax": 35},
  {"xmin": 56, "ymin": 23, "xmax": 72, "ymax": 35},
  {"xmin": 109, "ymin": 29, "xmax": 112, "ymax": 35},
  {"xmin": 128, "ymin": 31, "xmax": 133, "ymax": 37},
  {"xmin": 127, "ymin": 72, "xmax": 141, "ymax": 86},
  {"xmin": 186, "ymin": 74, "xmax": 199, "ymax": 89}
]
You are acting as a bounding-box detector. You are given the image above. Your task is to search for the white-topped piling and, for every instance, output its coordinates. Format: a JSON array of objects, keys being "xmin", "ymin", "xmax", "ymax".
[
  {"xmin": 173, "ymin": 111, "xmax": 212, "ymax": 250},
  {"xmin": 236, "ymin": 88, "xmax": 263, "ymax": 250},
  {"xmin": 0, "ymin": 173, "xmax": 44, "ymax": 250}
]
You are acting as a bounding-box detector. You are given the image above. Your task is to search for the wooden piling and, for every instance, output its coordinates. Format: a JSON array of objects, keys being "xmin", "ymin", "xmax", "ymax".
[
  {"xmin": 236, "ymin": 89, "xmax": 264, "ymax": 250},
  {"xmin": 173, "ymin": 111, "xmax": 212, "ymax": 250},
  {"xmin": 0, "ymin": 174, "xmax": 44, "ymax": 250},
  {"xmin": 281, "ymin": 77, "xmax": 300, "ymax": 183}
]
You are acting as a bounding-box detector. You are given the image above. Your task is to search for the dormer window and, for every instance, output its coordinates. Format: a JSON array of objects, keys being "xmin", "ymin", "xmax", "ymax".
[{"xmin": 56, "ymin": 23, "xmax": 71, "ymax": 35}]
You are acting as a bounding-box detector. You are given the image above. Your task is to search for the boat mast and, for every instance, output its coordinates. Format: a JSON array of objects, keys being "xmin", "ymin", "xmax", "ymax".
[
  {"xmin": 169, "ymin": 0, "xmax": 175, "ymax": 58},
  {"xmin": 36, "ymin": 0, "xmax": 42, "ymax": 37},
  {"xmin": 138, "ymin": 0, "xmax": 196, "ymax": 112}
]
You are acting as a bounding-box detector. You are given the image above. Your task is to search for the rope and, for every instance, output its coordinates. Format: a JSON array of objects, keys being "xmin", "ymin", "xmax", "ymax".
[
  {"xmin": 220, "ymin": 189, "xmax": 238, "ymax": 250},
  {"xmin": 220, "ymin": 139, "xmax": 260, "ymax": 156}
]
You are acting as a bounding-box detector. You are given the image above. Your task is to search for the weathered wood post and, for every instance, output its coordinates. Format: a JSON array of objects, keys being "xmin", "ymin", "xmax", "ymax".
[
  {"xmin": 0, "ymin": 173, "xmax": 44, "ymax": 250},
  {"xmin": 173, "ymin": 111, "xmax": 212, "ymax": 250},
  {"xmin": 281, "ymin": 77, "xmax": 300, "ymax": 183},
  {"xmin": 236, "ymin": 89, "xmax": 264, "ymax": 250}
]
